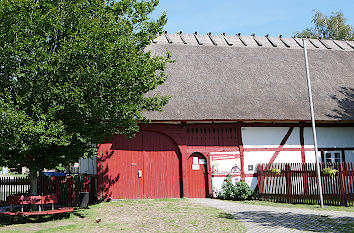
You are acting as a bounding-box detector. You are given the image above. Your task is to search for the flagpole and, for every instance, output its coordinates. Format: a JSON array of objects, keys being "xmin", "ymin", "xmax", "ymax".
[{"xmin": 303, "ymin": 38, "xmax": 324, "ymax": 208}]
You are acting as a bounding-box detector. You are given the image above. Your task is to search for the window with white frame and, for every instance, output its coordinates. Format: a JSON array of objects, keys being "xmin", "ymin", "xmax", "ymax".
[{"xmin": 323, "ymin": 151, "xmax": 342, "ymax": 163}]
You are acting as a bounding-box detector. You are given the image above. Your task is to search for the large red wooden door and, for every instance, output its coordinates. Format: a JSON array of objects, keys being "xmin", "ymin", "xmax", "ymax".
[
  {"xmin": 143, "ymin": 131, "xmax": 181, "ymax": 198},
  {"xmin": 188, "ymin": 153, "xmax": 208, "ymax": 198},
  {"xmin": 98, "ymin": 131, "xmax": 181, "ymax": 199},
  {"xmin": 107, "ymin": 133, "xmax": 144, "ymax": 199}
]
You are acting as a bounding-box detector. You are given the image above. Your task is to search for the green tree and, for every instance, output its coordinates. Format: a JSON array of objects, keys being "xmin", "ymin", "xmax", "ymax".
[
  {"xmin": 295, "ymin": 10, "xmax": 354, "ymax": 40},
  {"xmin": 0, "ymin": 0, "xmax": 170, "ymax": 194}
]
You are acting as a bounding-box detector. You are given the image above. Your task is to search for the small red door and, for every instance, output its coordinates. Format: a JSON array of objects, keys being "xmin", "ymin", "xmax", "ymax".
[{"xmin": 188, "ymin": 153, "xmax": 208, "ymax": 198}]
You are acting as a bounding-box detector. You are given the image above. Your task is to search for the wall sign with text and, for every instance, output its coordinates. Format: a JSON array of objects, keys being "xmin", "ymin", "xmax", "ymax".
[{"xmin": 210, "ymin": 152, "xmax": 241, "ymax": 174}]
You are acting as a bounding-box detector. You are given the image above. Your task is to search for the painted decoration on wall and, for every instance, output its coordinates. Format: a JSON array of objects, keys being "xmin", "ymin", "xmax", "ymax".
[{"xmin": 210, "ymin": 152, "xmax": 241, "ymax": 174}]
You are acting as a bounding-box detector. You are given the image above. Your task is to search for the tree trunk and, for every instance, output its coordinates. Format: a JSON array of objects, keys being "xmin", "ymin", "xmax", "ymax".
[{"xmin": 29, "ymin": 170, "xmax": 38, "ymax": 195}]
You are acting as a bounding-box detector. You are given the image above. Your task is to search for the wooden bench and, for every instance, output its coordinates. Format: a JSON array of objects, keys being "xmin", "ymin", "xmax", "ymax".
[{"xmin": 0, "ymin": 195, "xmax": 74, "ymax": 216}]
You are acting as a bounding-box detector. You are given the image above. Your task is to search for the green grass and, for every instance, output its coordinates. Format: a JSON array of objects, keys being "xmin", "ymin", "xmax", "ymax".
[
  {"xmin": 0, "ymin": 173, "xmax": 28, "ymax": 178},
  {"xmin": 234, "ymin": 199, "xmax": 354, "ymax": 212},
  {"xmin": 0, "ymin": 199, "xmax": 246, "ymax": 233}
]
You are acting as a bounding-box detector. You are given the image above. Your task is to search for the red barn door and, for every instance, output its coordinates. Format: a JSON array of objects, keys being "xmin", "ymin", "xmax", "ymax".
[
  {"xmin": 188, "ymin": 153, "xmax": 208, "ymax": 198},
  {"xmin": 98, "ymin": 131, "xmax": 181, "ymax": 199}
]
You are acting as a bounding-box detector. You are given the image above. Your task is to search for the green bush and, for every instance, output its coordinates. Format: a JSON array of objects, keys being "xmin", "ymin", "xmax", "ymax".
[
  {"xmin": 234, "ymin": 180, "xmax": 253, "ymax": 200},
  {"xmin": 217, "ymin": 175, "xmax": 253, "ymax": 200}
]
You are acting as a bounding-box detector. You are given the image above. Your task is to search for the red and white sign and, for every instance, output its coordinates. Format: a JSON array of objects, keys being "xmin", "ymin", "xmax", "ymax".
[
  {"xmin": 210, "ymin": 152, "xmax": 241, "ymax": 174},
  {"xmin": 211, "ymin": 154, "xmax": 240, "ymax": 161}
]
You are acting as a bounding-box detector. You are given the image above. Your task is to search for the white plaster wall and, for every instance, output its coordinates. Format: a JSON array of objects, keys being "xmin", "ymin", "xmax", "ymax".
[
  {"xmin": 243, "ymin": 151, "xmax": 274, "ymax": 173},
  {"xmin": 304, "ymin": 151, "xmax": 316, "ymax": 163},
  {"xmin": 273, "ymin": 151, "xmax": 302, "ymax": 163},
  {"xmin": 345, "ymin": 150, "xmax": 354, "ymax": 163},
  {"xmin": 242, "ymin": 127, "xmax": 300, "ymax": 148},
  {"xmin": 79, "ymin": 156, "xmax": 97, "ymax": 175},
  {"xmin": 243, "ymin": 127, "xmax": 354, "ymax": 149},
  {"xmin": 242, "ymin": 127, "xmax": 354, "ymax": 164},
  {"xmin": 304, "ymin": 127, "xmax": 354, "ymax": 148}
]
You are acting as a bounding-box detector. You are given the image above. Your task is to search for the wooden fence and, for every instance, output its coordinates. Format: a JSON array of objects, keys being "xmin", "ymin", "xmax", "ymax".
[
  {"xmin": 0, "ymin": 177, "xmax": 30, "ymax": 204},
  {"xmin": 257, "ymin": 163, "xmax": 354, "ymax": 206},
  {"xmin": 0, "ymin": 175, "xmax": 97, "ymax": 207}
]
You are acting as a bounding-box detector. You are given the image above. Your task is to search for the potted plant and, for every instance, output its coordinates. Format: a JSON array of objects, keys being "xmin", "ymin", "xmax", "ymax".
[
  {"xmin": 323, "ymin": 167, "xmax": 338, "ymax": 179},
  {"xmin": 269, "ymin": 167, "xmax": 282, "ymax": 175}
]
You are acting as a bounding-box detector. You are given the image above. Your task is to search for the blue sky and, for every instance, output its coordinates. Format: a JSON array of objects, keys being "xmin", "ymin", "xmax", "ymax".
[{"xmin": 151, "ymin": 0, "xmax": 354, "ymax": 37}]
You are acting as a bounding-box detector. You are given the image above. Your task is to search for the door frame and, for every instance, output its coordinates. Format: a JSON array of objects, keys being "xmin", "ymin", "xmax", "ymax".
[{"xmin": 187, "ymin": 152, "xmax": 209, "ymax": 198}]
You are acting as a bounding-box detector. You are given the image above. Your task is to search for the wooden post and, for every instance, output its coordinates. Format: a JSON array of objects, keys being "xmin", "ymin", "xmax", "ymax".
[
  {"xmin": 285, "ymin": 165, "xmax": 292, "ymax": 203},
  {"xmin": 338, "ymin": 163, "xmax": 347, "ymax": 206},
  {"xmin": 257, "ymin": 165, "xmax": 262, "ymax": 199},
  {"xmin": 302, "ymin": 164, "xmax": 308, "ymax": 195}
]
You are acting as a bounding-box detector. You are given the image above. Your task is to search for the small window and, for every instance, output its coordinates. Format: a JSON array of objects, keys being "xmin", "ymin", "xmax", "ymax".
[
  {"xmin": 323, "ymin": 151, "xmax": 343, "ymax": 163},
  {"xmin": 334, "ymin": 153, "xmax": 341, "ymax": 163},
  {"xmin": 325, "ymin": 153, "xmax": 332, "ymax": 163}
]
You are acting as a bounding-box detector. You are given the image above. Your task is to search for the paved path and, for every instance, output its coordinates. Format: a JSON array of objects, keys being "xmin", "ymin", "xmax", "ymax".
[{"xmin": 190, "ymin": 199, "xmax": 354, "ymax": 233}]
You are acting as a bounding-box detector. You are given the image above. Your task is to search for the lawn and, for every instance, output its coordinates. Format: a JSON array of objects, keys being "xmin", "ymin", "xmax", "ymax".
[
  {"xmin": 0, "ymin": 199, "xmax": 246, "ymax": 233},
  {"xmin": 235, "ymin": 200, "xmax": 354, "ymax": 212}
]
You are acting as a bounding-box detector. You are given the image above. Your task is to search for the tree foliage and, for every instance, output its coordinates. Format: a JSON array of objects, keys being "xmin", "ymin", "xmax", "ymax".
[
  {"xmin": 295, "ymin": 10, "xmax": 354, "ymax": 40},
  {"xmin": 0, "ymin": 0, "xmax": 170, "ymax": 174}
]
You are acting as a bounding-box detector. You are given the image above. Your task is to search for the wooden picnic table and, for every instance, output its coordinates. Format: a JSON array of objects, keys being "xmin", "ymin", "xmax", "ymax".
[{"xmin": 0, "ymin": 195, "xmax": 73, "ymax": 216}]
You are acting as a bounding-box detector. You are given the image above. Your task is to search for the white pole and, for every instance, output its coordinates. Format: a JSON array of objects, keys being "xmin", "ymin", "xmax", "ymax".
[{"xmin": 303, "ymin": 39, "xmax": 324, "ymax": 208}]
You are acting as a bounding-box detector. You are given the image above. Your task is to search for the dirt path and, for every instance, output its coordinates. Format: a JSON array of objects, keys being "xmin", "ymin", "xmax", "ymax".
[{"xmin": 191, "ymin": 198, "xmax": 354, "ymax": 233}]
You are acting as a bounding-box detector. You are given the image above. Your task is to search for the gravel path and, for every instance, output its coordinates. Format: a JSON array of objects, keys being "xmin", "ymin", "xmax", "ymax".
[{"xmin": 190, "ymin": 199, "xmax": 354, "ymax": 233}]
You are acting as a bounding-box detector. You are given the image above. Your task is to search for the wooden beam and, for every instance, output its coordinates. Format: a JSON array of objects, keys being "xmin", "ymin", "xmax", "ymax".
[{"xmin": 267, "ymin": 127, "xmax": 294, "ymax": 167}]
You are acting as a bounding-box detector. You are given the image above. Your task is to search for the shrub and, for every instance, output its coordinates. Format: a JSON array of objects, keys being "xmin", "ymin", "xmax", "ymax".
[
  {"xmin": 234, "ymin": 180, "xmax": 253, "ymax": 200},
  {"xmin": 217, "ymin": 175, "xmax": 254, "ymax": 200},
  {"xmin": 217, "ymin": 175, "xmax": 237, "ymax": 200}
]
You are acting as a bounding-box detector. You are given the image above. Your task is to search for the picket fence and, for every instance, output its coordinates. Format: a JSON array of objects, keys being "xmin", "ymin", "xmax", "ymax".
[
  {"xmin": 0, "ymin": 175, "xmax": 96, "ymax": 207},
  {"xmin": 257, "ymin": 163, "xmax": 354, "ymax": 206}
]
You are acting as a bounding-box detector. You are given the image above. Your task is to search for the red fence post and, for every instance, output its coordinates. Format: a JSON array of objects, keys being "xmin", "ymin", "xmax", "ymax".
[
  {"xmin": 257, "ymin": 164, "xmax": 263, "ymax": 199},
  {"xmin": 285, "ymin": 165, "xmax": 292, "ymax": 203},
  {"xmin": 302, "ymin": 164, "xmax": 309, "ymax": 196},
  {"xmin": 338, "ymin": 163, "xmax": 347, "ymax": 206}
]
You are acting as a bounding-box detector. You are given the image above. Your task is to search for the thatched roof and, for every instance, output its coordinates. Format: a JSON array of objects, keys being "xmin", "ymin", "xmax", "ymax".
[{"xmin": 145, "ymin": 33, "xmax": 354, "ymax": 122}]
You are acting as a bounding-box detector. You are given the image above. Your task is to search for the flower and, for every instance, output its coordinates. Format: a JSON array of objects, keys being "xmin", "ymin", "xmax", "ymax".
[
  {"xmin": 269, "ymin": 167, "xmax": 281, "ymax": 175},
  {"xmin": 323, "ymin": 167, "xmax": 338, "ymax": 179}
]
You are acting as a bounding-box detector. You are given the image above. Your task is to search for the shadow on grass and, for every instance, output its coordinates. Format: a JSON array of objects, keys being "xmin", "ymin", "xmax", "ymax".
[
  {"xmin": 0, "ymin": 206, "xmax": 94, "ymax": 226},
  {"xmin": 0, "ymin": 212, "xmax": 71, "ymax": 226},
  {"xmin": 218, "ymin": 211, "xmax": 354, "ymax": 233},
  {"xmin": 218, "ymin": 212, "xmax": 234, "ymax": 219}
]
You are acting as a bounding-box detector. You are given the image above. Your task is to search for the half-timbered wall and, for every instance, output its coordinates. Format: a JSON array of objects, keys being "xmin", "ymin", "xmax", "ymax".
[
  {"xmin": 242, "ymin": 127, "xmax": 354, "ymax": 190},
  {"xmin": 96, "ymin": 123, "xmax": 354, "ymax": 199}
]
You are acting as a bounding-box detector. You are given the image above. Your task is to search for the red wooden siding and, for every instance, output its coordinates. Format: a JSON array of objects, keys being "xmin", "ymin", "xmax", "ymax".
[
  {"xmin": 186, "ymin": 126, "xmax": 240, "ymax": 152},
  {"xmin": 187, "ymin": 153, "xmax": 208, "ymax": 198},
  {"xmin": 98, "ymin": 131, "xmax": 182, "ymax": 199}
]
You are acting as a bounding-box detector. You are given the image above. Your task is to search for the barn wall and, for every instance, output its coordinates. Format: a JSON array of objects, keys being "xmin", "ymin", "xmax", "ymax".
[{"xmin": 97, "ymin": 123, "xmax": 354, "ymax": 199}]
